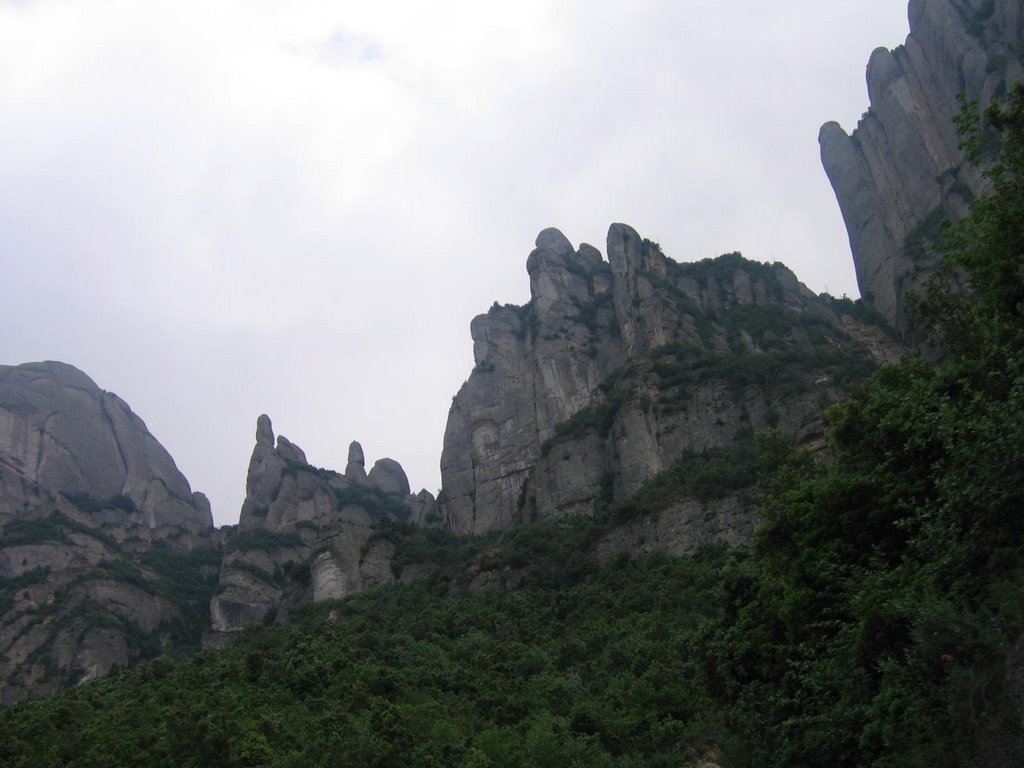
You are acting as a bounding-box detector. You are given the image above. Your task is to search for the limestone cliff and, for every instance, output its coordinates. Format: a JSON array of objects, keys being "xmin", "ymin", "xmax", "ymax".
[
  {"xmin": 438, "ymin": 225, "xmax": 905, "ymax": 535},
  {"xmin": 0, "ymin": 362, "xmax": 219, "ymax": 704},
  {"xmin": 820, "ymin": 0, "xmax": 1024, "ymax": 340},
  {"xmin": 209, "ymin": 416, "xmax": 436, "ymax": 635}
]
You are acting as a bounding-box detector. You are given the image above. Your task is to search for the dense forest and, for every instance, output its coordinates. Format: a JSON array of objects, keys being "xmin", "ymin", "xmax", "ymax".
[{"xmin": 2, "ymin": 88, "xmax": 1023, "ymax": 767}]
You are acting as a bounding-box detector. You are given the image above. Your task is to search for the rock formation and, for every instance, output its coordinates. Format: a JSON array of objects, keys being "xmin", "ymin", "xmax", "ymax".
[
  {"xmin": 209, "ymin": 416, "xmax": 436, "ymax": 635},
  {"xmin": 0, "ymin": 361, "xmax": 219, "ymax": 704},
  {"xmin": 0, "ymin": 361, "xmax": 213, "ymax": 532},
  {"xmin": 438, "ymin": 225, "xmax": 905, "ymax": 535},
  {"xmin": 820, "ymin": 0, "xmax": 1024, "ymax": 340}
]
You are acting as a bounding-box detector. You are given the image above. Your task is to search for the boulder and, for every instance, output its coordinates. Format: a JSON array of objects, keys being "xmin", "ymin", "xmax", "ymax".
[{"xmin": 368, "ymin": 458, "xmax": 410, "ymax": 496}]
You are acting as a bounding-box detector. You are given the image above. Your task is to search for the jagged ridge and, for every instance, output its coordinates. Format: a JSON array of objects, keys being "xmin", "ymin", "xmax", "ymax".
[{"xmin": 438, "ymin": 224, "xmax": 904, "ymax": 534}]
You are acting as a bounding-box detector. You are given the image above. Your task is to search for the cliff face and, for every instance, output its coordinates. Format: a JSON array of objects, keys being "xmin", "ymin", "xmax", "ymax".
[
  {"xmin": 0, "ymin": 362, "xmax": 213, "ymax": 532},
  {"xmin": 819, "ymin": 0, "xmax": 1024, "ymax": 340},
  {"xmin": 209, "ymin": 416, "xmax": 436, "ymax": 635},
  {"xmin": 439, "ymin": 225, "xmax": 905, "ymax": 535},
  {"xmin": 0, "ymin": 362, "xmax": 219, "ymax": 704}
]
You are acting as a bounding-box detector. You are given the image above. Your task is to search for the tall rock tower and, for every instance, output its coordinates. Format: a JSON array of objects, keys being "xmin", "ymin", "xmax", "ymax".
[{"xmin": 819, "ymin": 0, "xmax": 1024, "ymax": 341}]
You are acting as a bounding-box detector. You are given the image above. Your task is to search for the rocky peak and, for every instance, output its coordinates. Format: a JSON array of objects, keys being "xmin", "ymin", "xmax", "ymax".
[
  {"xmin": 345, "ymin": 440, "xmax": 367, "ymax": 481},
  {"xmin": 525, "ymin": 227, "xmax": 604, "ymax": 320},
  {"xmin": 368, "ymin": 458, "xmax": 410, "ymax": 496},
  {"xmin": 0, "ymin": 361, "xmax": 219, "ymax": 704},
  {"xmin": 0, "ymin": 361, "xmax": 212, "ymax": 531},
  {"xmin": 439, "ymin": 225, "xmax": 905, "ymax": 535},
  {"xmin": 820, "ymin": 0, "xmax": 1024, "ymax": 341},
  {"xmin": 210, "ymin": 417, "xmax": 437, "ymax": 635}
]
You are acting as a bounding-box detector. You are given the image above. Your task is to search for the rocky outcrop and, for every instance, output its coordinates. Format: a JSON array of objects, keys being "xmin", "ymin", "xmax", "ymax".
[
  {"xmin": 368, "ymin": 458, "xmax": 411, "ymax": 496},
  {"xmin": 209, "ymin": 417, "xmax": 436, "ymax": 635},
  {"xmin": 0, "ymin": 361, "xmax": 213, "ymax": 533},
  {"xmin": 439, "ymin": 225, "xmax": 905, "ymax": 535},
  {"xmin": 820, "ymin": 0, "xmax": 1024, "ymax": 340},
  {"xmin": 0, "ymin": 361, "xmax": 220, "ymax": 704}
]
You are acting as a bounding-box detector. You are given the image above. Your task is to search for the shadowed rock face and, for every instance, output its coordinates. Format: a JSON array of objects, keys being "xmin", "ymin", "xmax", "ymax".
[
  {"xmin": 438, "ymin": 225, "xmax": 905, "ymax": 535},
  {"xmin": 819, "ymin": 0, "xmax": 1024, "ymax": 341},
  {"xmin": 0, "ymin": 361, "xmax": 218, "ymax": 705}
]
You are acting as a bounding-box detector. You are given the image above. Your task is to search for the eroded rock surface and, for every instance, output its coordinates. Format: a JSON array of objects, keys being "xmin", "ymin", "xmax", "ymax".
[
  {"xmin": 209, "ymin": 416, "xmax": 436, "ymax": 635},
  {"xmin": 0, "ymin": 361, "xmax": 219, "ymax": 704},
  {"xmin": 439, "ymin": 225, "xmax": 905, "ymax": 535},
  {"xmin": 0, "ymin": 361, "xmax": 212, "ymax": 532},
  {"xmin": 820, "ymin": 0, "xmax": 1024, "ymax": 340}
]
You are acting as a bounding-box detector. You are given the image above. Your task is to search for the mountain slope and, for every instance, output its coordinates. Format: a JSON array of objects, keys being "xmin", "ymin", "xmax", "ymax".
[{"xmin": 0, "ymin": 362, "xmax": 219, "ymax": 704}]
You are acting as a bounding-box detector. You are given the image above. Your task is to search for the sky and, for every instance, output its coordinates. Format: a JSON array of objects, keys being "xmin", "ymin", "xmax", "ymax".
[{"xmin": 0, "ymin": 0, "xmax": 910, "ymax": 527}]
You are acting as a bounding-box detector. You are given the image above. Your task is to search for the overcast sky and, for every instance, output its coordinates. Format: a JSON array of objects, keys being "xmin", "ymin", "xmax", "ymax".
[{"xmin": 0, "ymin": 0, "xmax": 910, "ymax": 526}]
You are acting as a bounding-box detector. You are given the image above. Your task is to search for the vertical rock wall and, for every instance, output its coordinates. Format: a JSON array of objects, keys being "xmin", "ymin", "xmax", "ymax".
[
  {"xmin": 439, "ymin": 225, "xmax": 905, "ymax": 535},
  {"xmin": 819, "ymin": 0, "xmax": 1024, "ymax": 340}
]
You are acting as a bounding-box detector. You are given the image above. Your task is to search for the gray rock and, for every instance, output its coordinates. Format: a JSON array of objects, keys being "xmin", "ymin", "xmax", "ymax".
[
  {"xmin": 368, "ymin": 458, "xmax": 410, "ymax": 496},
  {"xmin": 192, "ymin": 492, "xmax": 214, "ymax": 528},
  {"xmin": 275, "ymin": 435, "xmax": 307, "ymax": 466},
  {"xmin": 0, "ymin": 360, "xmax": 229, "ymax": 703},
  {"xmin": 0, "ymin": 361, "xmax": 220, "ymax": 703},
  {"xmin": 310, "ymin": 522, "xmax": 397, "ymax": 602},
  {"xmin": 255, "ymin": 413, "xmax": 274, "ymax": 446},
  {"xmin": 0, "ymin": 361, "xmax": 211, "ymax": 531},
  {"xmin": 410, "ymin": 489, "xmax": 442, "ymax": 527},
  {"xmin": 210, "ymin": 423, "xmax": 425, "ymax": 637},
  {"xmin": 439, "ymin": 225, "xmax": 907, "ymax": 534},
  {"xmin": 819, "ymin": 0, "xmax": 1023, "ymax": 340},
  {"xmin": 345, "ymin": 440, "xmax": 367, "ymax": 481},
  {"xmin": 535, "ymin": 227, "xmax": 573, "ymax": 254}
]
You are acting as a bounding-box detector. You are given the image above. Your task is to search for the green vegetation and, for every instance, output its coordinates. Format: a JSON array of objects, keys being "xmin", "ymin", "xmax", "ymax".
[
  {"xmin": 667, "ymin": 251, "xmax": 784, "ymax": 303},
  {"xmin": 1, "ymin": 512, "xmax": 118, "ymax": 548},
  {"xmin": 0, "ymin": 567, "xmax": 50, "ymax": 617},
  {"xmin": 224, "ymin": 560, "xmax": 281, "ymax": 588},
  {"xmin": 820, "ymin": 293, "xmax": 891, "ymax": 329},
  {"xmin": 536, "ymin": 245, "xmax": 880, "ymax": 454},
  {"xmin": 693, "ymin": 83, "xmax": 1024, "ymax": 766},
  {"xmin": 903, "ymin": 204, "xmax": 947, "ymax": 262},
  {"xmin": 2, "ymin": 541, "xmax": 222, "ymax": 684},
  {"xmin": 226, "ymin": 530, "xmax": 303, "ymax": 553},
  {"xmin": 282, "ymin": 459, "xmax": 339, "ymax": 482},
  {"xmin": 0, "ymin": 542, "xmax": 733, "ymax": 768},
  {"xmin": 609, "ymin": 431, "xmax": 793, "ymax": 514},
  {"xmin": 573, "ymin": 290, "xmax": 614, "ymax": 333},
  {"xmin": 513, "ymin": 300, "xmax": 538, "ymax": 342},
  {"xmin": 140, "ymin": 546, "xmax": 223, "ymax": 647},
  {"xmin": 539, "ymin": 367, "xmax": 634, "ymax": 455},
  {"xmin": 62, "ymin": 492, "xmax": 136, "ymax": 514},
  {"xmin": 333, "ymin": 483, "xmax": 411, "ymax": 521},
  {"xmin": 651, "ymin": 343, "xmax": 875, "ymax": 402},
  {"xmin": 1, "ymin": 516, "xmax": 68, "ymax": 547}
]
